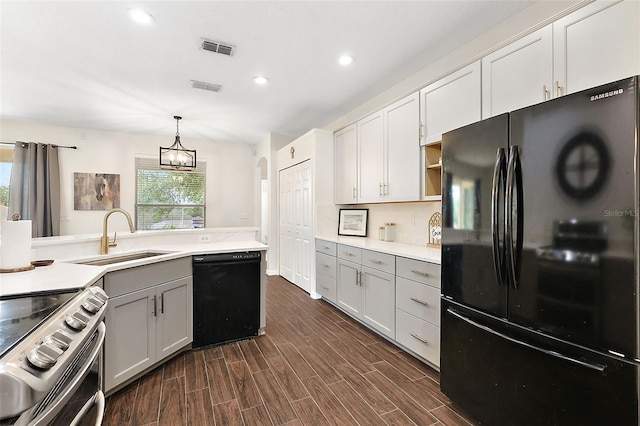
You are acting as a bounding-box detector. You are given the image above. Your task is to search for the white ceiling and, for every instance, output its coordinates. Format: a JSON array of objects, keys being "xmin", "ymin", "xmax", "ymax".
[{"xmin": 0, "ymin": 1, "xmax": 534, "ymax": 145}]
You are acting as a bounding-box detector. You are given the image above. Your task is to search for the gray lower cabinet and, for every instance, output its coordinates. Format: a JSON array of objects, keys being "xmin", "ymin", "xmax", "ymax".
[
  {"xmin": 315, "ymin": 239, "xmax": 440, "ymax": 368},
  {"xmin": 395, "ymin": 256, "xmax": 441, "ymax": 367},
  {"xmin": 103, "ymin": 257, "xmax": 193, "ymax": 393},
  {"xmin": 333, "ymin": 244, "xmax": 396, "ymax": 339}
]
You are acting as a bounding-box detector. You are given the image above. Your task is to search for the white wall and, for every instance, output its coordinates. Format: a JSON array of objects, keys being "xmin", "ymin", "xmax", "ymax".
[{"xmin": 1, "ymin": 119, "xmax": 256, "ymax": 236}]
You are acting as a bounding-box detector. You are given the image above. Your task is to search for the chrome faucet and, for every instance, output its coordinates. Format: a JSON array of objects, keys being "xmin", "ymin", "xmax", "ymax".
[{"xmin": 100, "ymin": 208, "xmax": 136, "ymax": 255}]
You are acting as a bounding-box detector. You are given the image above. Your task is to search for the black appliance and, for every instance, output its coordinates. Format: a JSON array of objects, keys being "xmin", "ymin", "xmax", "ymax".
[
  {"xmin": 441, "ymin": 76, "xmax": 639, "ymax": 425},
  {"xmin": 192, "ymin": 251, "xmax": 261, "ymax": 348},
  {"xmin": 0, "ymin": 285, "xmax": 108, "ymax": 425}
]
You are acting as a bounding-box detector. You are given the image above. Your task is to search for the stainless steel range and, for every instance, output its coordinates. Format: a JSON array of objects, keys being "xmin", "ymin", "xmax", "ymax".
[{"xmin": 0, "ymin": 284, "xmax": 108, "ymax": 425}]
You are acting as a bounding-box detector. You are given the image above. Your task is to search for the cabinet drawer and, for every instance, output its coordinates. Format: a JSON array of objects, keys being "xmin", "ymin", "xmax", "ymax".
[
  {"xmin": 105, "ymin": 256, "xmax": 192, "ymax": 297},
  {"xmin": 316, "ymin": 252, "xmax": 337, "ymax": 279},
  {"xmin": 316, "ymin": 273, "xmax": 337, "ymax": 303},
  {"xmin": 396, "ymin": 309, "xmax": 440, "ymax": 367},
  {"xmin": 316, "ymin": 240, "xmax": 337, "ymax": 256},
  {"xmin": 337, "ymin": 244, "xmax": 362, "ymax": 263},
  {"xmin": 362, "ymin": 249, "xmax": 395, "ymax": 275},
  {"xmin": 396, "ymin": 277, "xmax": 440, "ymax": 326},
  {"xmin": 396, "ymin": 257, "xmax": 440, "ymax": 288}
]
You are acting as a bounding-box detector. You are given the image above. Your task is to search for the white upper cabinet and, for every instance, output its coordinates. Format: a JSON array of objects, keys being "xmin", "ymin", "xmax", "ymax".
[
  {"xmin": 357, "ymin": 111, "xmax": 385, "ymax": 203},
  {"xmin": 334, "ymin": 124, "xmax": 358, "ymax": 204},
  {"xmin": 553, "ymin": 0, "xmax": 640, "ymax": 96},
  {"xmin": 384, "ymin": 92, "xmax": 420, "ymax": 202},
  {"xmin": 420, "ymin": 61, "xmax": 481, "ymax": 145},
  {"xmin": 482, "ymin": 26, "xmax": 553, "ymax": 118}
]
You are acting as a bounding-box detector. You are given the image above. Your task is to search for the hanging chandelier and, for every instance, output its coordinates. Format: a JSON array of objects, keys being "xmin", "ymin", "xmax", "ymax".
[{"xmin": 160, "ymin": 116, "xmax": 196, "ymax": 170}]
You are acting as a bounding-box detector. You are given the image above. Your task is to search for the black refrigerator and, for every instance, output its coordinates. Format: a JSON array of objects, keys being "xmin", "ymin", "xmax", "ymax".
[{"xmin": 441, "ymin": 76, "xmax": 639, "ymax": 425}]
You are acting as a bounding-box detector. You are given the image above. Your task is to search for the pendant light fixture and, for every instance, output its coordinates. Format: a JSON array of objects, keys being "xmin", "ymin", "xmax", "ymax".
[{"xmin": 160, "ymin": 116, "xmax": 196, "ymax": 170}]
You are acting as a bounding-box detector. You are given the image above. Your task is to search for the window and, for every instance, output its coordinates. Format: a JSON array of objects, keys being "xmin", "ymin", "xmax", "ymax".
[
  {"xmin": 135, "ymin": 158, "xmax": 206, "ymax": 230},
  {"xmin": 0, "ymin": 144, "xmax": 14, "ymax": 219}
]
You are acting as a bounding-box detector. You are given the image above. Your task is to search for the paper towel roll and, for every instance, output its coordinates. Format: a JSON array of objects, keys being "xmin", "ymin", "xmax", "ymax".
[{"xmin": 0, "ymin": 220, "xmax": 32, "ymax": 270}]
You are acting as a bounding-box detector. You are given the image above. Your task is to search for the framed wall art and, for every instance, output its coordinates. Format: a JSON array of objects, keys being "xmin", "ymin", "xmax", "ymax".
[
  {"xmin": 74, "ymin": 172, "xmax": 120, "ymax": 210},
  {"xmin": 338, "ymin": 209, "xmax": 368, "ymax": 237}
]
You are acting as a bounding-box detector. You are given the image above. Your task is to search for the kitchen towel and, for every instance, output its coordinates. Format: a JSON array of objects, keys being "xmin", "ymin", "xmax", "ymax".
[{"xmin": 0, "ymin": 219, "xmax": 32, "ymax": 271}]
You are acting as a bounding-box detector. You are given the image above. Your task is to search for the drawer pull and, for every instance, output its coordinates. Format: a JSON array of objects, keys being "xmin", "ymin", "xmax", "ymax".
[
  {"xmin": 369, "ymin": 259, "xmax": 383, "ymax": 264},
  {"xmin": 344, "ymin": 252, "xmax": 354, "ymax": 256},
  {"xmin": 411, "ymin": 269, "xmax": 429, "ymax": 277},
  {"xmin": 322, "ymin": 263, "xmax": 329, "ymax": 268},
  {"xmin": 410, "ymin": 297, "xmax": 428, "ymax": 306},
  {"xmin": 323, "ymin": 245, "xmax": 331, "ymax": 250},
  {"xmin": 320, "ymin": 285, "xmax": 329, "ymax": 290},
  {"xmin": 410, "ymin": 333, "xmax": 429, "ymax": 345}
]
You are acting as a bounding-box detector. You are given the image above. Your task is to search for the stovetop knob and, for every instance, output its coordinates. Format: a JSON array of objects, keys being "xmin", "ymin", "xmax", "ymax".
[
  {"xmin": 65, "ymin": 311, "xmax": 88, "ymax": 331},
  {"xmin": 27, "ymin": 343, "xmax": 64, "ymax": 370}
]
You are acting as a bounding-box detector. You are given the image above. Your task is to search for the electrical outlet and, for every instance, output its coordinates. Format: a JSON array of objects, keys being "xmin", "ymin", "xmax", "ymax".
[{"xmin": 199, "ymin": 234, "xmax": 211, "ymax": 243}]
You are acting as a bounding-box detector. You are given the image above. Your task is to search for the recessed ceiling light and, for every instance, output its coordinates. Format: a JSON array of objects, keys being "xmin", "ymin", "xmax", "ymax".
[
  {"xmin": 128, "ymin": 9, "xmax": 155, "ymax": 25},
  {"xmin": 338, "ymin": 55, "xmax": 354, "ymax": 66},
  {"xmin": 253, "ymin": 76, "xmax": 269, "ymax": 85}
]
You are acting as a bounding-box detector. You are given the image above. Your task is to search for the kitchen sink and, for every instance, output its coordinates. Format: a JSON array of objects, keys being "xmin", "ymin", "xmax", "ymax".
[{"xmin": 73, "ymin": 251, "xmax": 171, "ymax": 266}]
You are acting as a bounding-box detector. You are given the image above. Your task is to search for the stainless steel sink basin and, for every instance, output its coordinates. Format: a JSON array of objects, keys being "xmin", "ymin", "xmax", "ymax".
[{"xmin": 74, "ymin": 251, "xmax": 170, "ymax": 266}]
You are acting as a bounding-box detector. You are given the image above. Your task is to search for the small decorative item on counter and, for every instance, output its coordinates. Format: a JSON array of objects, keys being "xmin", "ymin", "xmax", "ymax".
[
  {"xmin": 384, "ymin": 223, "xmax": 396, "ymax": 242},
  {"xmin": 428, "ymin": 212, "xmax": 442, "ymax": 247},
  {"xmin": 378, "ymin": 226, "xmax": 385, "ymax": 240}
]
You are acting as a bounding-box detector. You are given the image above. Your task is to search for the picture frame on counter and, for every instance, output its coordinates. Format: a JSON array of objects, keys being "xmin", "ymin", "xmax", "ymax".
[{"xmin": 338, "ymin": 209, "xmax": 368, "ymax": 237}]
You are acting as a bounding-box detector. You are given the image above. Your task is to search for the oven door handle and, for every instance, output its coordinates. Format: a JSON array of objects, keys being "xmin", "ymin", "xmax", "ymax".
[
  {"xmin": 30, "ymin": 322, "xmax": 106, "ymax": 426},
  {"xmin": 70, "ymin": 390, "xmax": 105, "ymax": 426}
]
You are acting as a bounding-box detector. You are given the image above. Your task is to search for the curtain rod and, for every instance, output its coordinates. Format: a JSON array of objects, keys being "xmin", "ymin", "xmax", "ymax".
[{"xmin": 0, "ymin": 141, "xmax": 77, "ymax": 149}]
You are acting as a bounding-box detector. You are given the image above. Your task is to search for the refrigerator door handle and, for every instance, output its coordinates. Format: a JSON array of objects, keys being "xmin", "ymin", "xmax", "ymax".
[
  {"xmin": 491, "ymin": 148, "xmax": 507, "ymax": 287},
  {"xmin": 505, "ymin": 146, "xmax": 524, "ymax": 289},
  {"xmin": 447, "ymin": 308, "xmax": 606, "ymax": 372}
]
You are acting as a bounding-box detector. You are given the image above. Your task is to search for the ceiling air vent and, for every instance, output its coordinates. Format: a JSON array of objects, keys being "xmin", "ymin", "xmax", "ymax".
[
  {"xmin": 190, "ymin": 80, "xmax": 223, "ymax": 92},
  {"xmin": 201, "ymin": 39, "xmax": 234, "ymax": 56}
]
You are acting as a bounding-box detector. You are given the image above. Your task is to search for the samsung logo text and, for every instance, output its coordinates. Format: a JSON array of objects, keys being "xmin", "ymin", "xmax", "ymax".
[{"xmin": 590, "ymin": 88, "xmax": 623, "ymax": 101}]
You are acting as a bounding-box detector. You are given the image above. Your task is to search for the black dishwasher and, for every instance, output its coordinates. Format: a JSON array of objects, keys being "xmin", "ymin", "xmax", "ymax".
[{"xmin": 192, "ymin": 251, "xmax": 261, "ymax": 348}]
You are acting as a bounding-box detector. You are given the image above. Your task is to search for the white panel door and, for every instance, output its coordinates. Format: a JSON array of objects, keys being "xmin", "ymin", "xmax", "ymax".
[
  {"xmin": 156, "ymin": 277, "xmax": 193, "ymax": 361},
  {"xmin": 357, "ymin": 111, "xmax": 384, "ymax": 203},
  {"xmin": 361, "ymin": 266, "xmax": 396, "ymax": 338},
  {"xmin": 384, "ymin": 92, "xmax": 420, "ymax": 202},
  {"xmin": 293, "ymin": 161, "xmax": 313, "ymax": 292},
  {"xmin": 279, "ymin": 168, "xmax": 294, "ymax": 282},
  {"xmin": 553, "ymin": 0, "xmax": 640, "ymax": 96},
  {"xmin": 482, "ymin": 25, "xmax": 553, "ymax": 118},
  {"xmin": 420, "ymin": 61, "xmax": 481, "ymax": 145},
  {"xmin": 334, "ymin": 124, "xmax": 358, "ymax": 204}
]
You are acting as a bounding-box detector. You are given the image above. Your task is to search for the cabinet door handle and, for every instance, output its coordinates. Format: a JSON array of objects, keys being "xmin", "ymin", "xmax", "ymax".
[
  {"xmin": 410, "ymin": 333, "xmax": 429, "ymax": 345},
  {"xmin": 542, "ymin": 85, "xmax": 550, "ymax": 100},
  {"xmin": 410, "ymin": 297, "xmax": 428, "ymax": 306},
  {"xmin": 160, "ymin": 293, "xmax": 164, "ymax": 314},
  {"xmin": 353, "ymin": 187, "xmax": 357, "ymax": 199},
  {"xmin": 369, "ymin": 259, "xmax": 382, "ymax": 264},
  {"xmin": 411, "ymin": 269, "xmax": 429, "ymax": 277},
  {"xmin": 152, "ymin": 296, "xmax": 157, "ymax": 317},
  {"xmin": 555, "ymin": 80, "xmax": 563, "ymax": 97},
  {"xmin": 383, "ymin": 183, "xmax": 388, "ymax": 196},
  {"xmin": 419, "ymin": 121, "xmax": 424, "ymax": 141},
  {"xmin": 360, "ymin": 271, "xmax": 365, "ymax": 286},
  {"xmin": 379, "ymin": 183, "xmax": 383, "ymax": 197}
]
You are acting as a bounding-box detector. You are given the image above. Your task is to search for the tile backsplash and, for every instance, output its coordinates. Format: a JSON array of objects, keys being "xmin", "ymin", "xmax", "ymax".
[{"xmin": 317, "ymin": 201, "xmax": 441, "ymax": 246}]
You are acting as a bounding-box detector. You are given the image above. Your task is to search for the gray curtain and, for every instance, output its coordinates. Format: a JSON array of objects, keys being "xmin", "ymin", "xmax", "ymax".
[{"xmin": 8, "ymin": 142, "xmax": 60, "ymax": 237}]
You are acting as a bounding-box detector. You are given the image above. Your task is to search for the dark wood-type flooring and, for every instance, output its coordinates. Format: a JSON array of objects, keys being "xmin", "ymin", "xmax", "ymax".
[{"xmin": 103, "ymin": 275, "xmax": 474, "ymax": 425}]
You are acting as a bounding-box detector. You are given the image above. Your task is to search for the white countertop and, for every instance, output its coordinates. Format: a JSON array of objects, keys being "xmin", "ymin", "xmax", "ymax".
[
  {"xmin": 315, "ymin": 235, "xmax": 441, "ymax": 264},
  {"xmin": 0, "ymin": 240, "xmax": 267, "ymax": 298}
]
